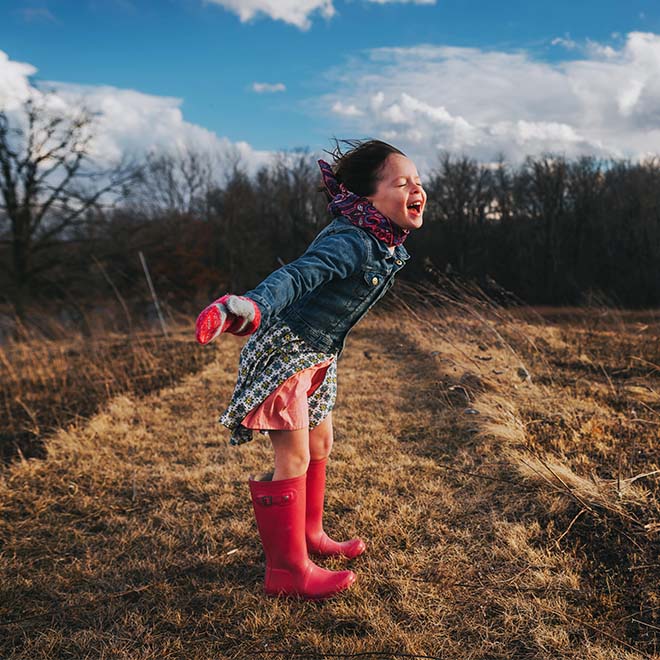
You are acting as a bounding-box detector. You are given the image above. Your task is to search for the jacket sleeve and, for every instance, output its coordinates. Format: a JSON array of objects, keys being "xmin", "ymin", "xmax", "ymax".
[{"xmin": 243, "ymin": 228, "xmax": 367, "ymax": 328}]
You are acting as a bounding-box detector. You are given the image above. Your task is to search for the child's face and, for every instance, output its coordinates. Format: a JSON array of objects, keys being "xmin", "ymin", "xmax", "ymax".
[{"xmin": 366, "ymin": 153, "xmax": 427, "ymax": 231}]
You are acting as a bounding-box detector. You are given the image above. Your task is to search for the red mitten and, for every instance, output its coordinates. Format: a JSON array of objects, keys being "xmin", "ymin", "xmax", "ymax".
[{"xmin": 195, "ymin": 294, "xmax": 261, "ymax": 345}]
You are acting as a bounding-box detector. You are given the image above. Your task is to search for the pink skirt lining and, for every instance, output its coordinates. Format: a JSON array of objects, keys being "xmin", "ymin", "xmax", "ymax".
[{"xmin": 240, "ymin": 357, "xmax": 335, "ymax": 431}]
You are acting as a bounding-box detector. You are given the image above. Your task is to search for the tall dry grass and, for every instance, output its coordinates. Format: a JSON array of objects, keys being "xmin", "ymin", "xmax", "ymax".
[
  {"xmin": 1, "ymin": 281, "xmax": 659, "ymax": 659},
  {"xmin": 0, "ymin": 305, "xmax": 216, "ymax": 463}
]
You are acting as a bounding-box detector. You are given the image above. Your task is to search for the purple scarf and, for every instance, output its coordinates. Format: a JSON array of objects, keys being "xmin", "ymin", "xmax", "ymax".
[{"xmin": 318, "ymin": 159, "xmax": 409, "ymax": 248}]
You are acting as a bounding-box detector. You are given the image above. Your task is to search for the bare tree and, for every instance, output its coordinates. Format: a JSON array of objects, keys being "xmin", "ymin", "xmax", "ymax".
[
  {"xmin": 131, "ymin": 147, "xmax": 217, "ymax": 217},
  {"xmin": 0, "ymin": 95, "xmax": 137, "ymax": 317},
  {"xmin": 425, "ymin": 152, "xmax": 493, "ymax": 273}
]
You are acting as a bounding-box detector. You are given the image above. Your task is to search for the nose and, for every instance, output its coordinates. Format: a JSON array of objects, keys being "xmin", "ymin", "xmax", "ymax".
[{"xmin": 411, "ymin": 182, "xmax": 425, "ymax": 197}]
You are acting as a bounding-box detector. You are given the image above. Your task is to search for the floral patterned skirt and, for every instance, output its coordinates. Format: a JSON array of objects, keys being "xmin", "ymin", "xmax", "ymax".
[{"xmin": 219, "ymin": 318, "xmax": 338, "ymax": 446}]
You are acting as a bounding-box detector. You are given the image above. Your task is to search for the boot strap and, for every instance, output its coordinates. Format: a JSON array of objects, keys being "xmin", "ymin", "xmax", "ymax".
[{"xmin": 256, "ymin": 490, "xmax": 296, "ymax": 507}]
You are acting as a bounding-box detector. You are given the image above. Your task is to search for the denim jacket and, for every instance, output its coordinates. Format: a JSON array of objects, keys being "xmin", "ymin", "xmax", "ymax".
[{"xmin": 244, "ymin": 215, "xmax": 410, "ymax": 357}]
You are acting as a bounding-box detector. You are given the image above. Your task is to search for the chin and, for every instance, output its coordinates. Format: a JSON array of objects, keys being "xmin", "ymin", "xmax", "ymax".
[
  {"xmin": 405, "ymin": 216, "xmax": 424, "ymax": 231},
  {"xmin": 394, "ymin": 215, "xmax": 423, "ymax": 231}
]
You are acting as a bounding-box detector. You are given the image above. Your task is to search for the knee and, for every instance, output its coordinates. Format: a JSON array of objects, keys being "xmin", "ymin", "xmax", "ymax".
[
  {"xmin": 286, "ymin": 450, "xmax": 311, "ymax": 475},
  {"xmin": 274, "ymin": 444, "xmax": 310, "ymax": 477},
  {"xmin": 270, "ymin": 427, "xmax": 313, "ymax": 479},
  {"xmin": 309, "ymin": 427, "xmax": 333, "ymax": 460}
]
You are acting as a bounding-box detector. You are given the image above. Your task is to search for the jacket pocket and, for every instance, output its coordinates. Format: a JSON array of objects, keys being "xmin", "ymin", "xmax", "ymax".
[
  {"xmin": 348, "ymin": 268, "xmax": 391, "ymax": 307},
  {"xmin": 363, "ymin": 270, "xmax": 386, "ymax": 288}
]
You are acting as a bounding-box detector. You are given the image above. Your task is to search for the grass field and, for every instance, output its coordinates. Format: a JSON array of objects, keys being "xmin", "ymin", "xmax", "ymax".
[{"xmin": 1, "ymin": 286, "xmax": 659, "ymax": 659}]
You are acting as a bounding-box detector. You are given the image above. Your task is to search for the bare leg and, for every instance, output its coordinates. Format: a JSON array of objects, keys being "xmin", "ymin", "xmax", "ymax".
[
  {"xmin": 305, "ymin": 412, "xmax": 366, "ymax": 558},
  {"xmin": 269, "ymin": 427, "xmax": 310, "ymax": 481},
  {"xmin": 309, "ymin": 411, "xmax": 334, "ymax": 460}
]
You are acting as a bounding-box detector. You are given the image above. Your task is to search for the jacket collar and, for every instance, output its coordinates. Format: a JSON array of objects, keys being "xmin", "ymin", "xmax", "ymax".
[
  {"xmin": 373, "ymin": 235, "xmax": 411, "ymax": 262},
  {"xmin": 335, "ymin": 215, "xmax": 411, "ymax": 262}
]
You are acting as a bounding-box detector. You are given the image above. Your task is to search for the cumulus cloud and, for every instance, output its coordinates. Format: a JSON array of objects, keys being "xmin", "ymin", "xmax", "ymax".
[
  {"xmin": 206, "ymin": 0, "xmax": 434, "ymax": 28},
  {"xmin": 551, "ymin": 36, "xmax": 579, "ymax": 50},
  {"xmin": 317, "ymin": 32, "xmax": 660, "ymax": 168},
  {"xmin": 205, "ymin": 0, "xmax": 334, "ymax": 30},
  {"xmin": 331, "ymin": 101, "xmax": 363, "ymax": 117},
  {"xmin": 0, "ymin": 51, "xmax": 37, "ymax": 110},
  {"xmin": 0, "ymin": 50, "xmax": 272, "ymax": 175},
  {"xmin": 252, "ymin": 82, "xmax": 286, "ymax": 93}
]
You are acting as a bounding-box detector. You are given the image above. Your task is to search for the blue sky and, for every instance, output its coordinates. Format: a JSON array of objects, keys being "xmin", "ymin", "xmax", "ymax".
[{"xmin": 2, "ymin": 0, "xmax": 660, "ymax": 171}]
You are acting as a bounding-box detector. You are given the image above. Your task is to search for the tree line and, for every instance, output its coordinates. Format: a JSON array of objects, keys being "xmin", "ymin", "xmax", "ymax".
[
  {"xmin": 2, "ymin": 98, "xmax": 660, "ymax": 325},
  {"xmin": 413, "ymin": 153, "xmax": 660, "ymax": 308}
]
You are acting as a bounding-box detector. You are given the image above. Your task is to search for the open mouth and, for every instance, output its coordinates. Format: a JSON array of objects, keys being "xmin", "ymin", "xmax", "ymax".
[{"xmin": 407, "ymin": 201, "xmax": 423, "ymax": 216}]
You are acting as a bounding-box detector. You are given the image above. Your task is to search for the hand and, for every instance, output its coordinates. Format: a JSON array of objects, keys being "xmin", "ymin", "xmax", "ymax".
[{"xmin": 195, "ymin": 294, "xmax": 261, "ymax": 345}]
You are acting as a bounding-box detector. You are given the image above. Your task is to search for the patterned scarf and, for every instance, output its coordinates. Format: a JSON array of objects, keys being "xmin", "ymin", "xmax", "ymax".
[{"xmin": 318, "ymin": 159, "xmax": 409, "ymax": 248}]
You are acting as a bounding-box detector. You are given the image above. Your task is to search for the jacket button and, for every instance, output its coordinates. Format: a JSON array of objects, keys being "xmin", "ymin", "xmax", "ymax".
[
  {"xmin": 395, "ymin": 259, "xmax": 403, "ymax": 266},
  {"xmin": 371, "ymin": 276, "xmax": 379, "ymax": 286}
]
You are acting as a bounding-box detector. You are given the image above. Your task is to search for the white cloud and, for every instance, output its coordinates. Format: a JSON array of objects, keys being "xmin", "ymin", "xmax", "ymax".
[
  {"xmin": 0, "ymin": 50, "xmax": 272, "ymax": 175},
  {"xmin": 0, "ymin": 51, "xmax": 37, "ymax": 110},
  {"xmin": 252, "ymin": 82, "xmax": 286, "ymax": 93},
  {"xmin": 316, "ymin": 32, "xmax": 660, "ymax": 168},
  {"xmin": 205, "ymin": 0, "xmax": 334, "ymax": 30},
  {"xmin": 551, "ymin": 36, "xmax": 578, "ymax": 50},
  {"xmin": 585, "ymin": 39, "xmax": 617, "ymax": 59},
  {"xmin": 205, "ymin": 0, "xmax": 435, "ymax": 29},
  {"xmin": 331, "ymin": 101, "xmax": 363, "ymax": 117}
]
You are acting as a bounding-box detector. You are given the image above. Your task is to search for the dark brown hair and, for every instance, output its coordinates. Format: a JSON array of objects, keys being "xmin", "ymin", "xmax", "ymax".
[{"xmin": 325, "ymin": 138, "xmax": 406, "ymax": 197}]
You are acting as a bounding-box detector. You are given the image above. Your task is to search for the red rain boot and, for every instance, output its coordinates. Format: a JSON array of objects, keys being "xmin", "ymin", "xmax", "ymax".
[
  {"xmin": 305, "ymin": 458, "xmax": 366, "ymax": 559},
  {"xmin": 249, "ymin": 473, "xmax": 356, "ymax": 600}
]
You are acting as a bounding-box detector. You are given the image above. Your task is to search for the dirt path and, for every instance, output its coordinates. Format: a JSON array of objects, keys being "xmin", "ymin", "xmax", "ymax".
[{"xmin": 0, "ymin": 313, "xmax": 650, "ymax": 659}]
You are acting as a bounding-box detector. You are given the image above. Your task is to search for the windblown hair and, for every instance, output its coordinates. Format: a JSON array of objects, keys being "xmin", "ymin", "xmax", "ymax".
[{"xmin": 324, "ymin": 139, "xmax": 406, "ymax": 198}]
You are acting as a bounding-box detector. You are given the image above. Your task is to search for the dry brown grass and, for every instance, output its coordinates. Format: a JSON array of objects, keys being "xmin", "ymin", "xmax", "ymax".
[
  {"xmin": 0, "ymin": 313, "xmax": 216, "ymax": 463},
  {"xmin": 1, "ymin": 285, "xmax": 659, "ymax": 659}
]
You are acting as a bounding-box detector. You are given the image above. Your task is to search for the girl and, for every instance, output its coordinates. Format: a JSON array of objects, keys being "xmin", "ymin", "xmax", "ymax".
[{"xmin": 196, "ymin": 139, "xmax": 426, "ymax": 600}]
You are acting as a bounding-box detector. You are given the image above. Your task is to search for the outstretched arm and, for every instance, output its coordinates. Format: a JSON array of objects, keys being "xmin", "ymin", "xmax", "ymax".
[
  {"xmin": 244, "ymin": 228, "xmax": 367, "ymax": 328},
  {"xmin": 195, "ymin": 227, "xmax": 366, "ymax": 344}
]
